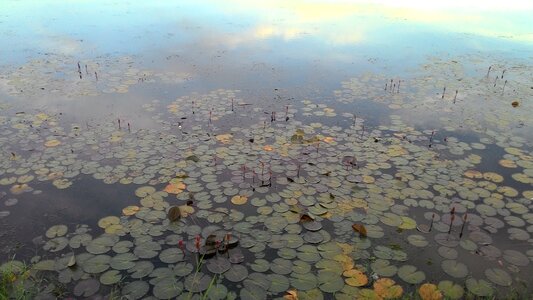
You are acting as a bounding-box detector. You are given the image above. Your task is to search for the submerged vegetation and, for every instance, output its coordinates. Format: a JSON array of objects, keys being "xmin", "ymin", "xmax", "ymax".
[{"xmin": 0, "ymin": 52, "xmax": 532, "ymax": 299}]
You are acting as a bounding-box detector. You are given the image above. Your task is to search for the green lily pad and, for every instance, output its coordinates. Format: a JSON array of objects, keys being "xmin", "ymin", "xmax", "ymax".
[
  {"xmin": 45, "ymin": 225, "xmax": 68, "ymax": 238},
  {"xmin": 184, "ymin": 273, "xmax": 212, "ymax": 293},
  {"xmin": 128, "ymin": 260, "xmax": 154, "ymax": 278},
  {"xmin": 318, "ymin": 270, "xmax": 345, "ymax": 293},
  {"xmin": 83, "ymin": 255, "xmax": 111, "ymax": 274},
  {"xmin": 441, "ymin": 260, "xmax": 468, "ymax": 278},
  {"xmin": 270, "ymin": 258, "xmax": 293, "ymax": 275},
  {"xmin": 100, "ymin": 270, "xmax": 122, "ymax": 285},
  {"xmin": 268, "ymin": 273, "xmax": 290, "ymax": 293},
  {"xmin": 291, "ymin": 272, "xmax": 318, "ymax": 290},
  {"xmin": 225, "ymin": 264, "xmax": 248, "ymax": 282},
  {"xmin": 159, "ymin": 248, "xmax": 184, "ymax": 264},
  {"xmin": 110, "ymin": 252, "xmax": 137, "ymax": 270},
  {"xmin": 153, "ymin": 278, "xmax": 183, "ymax": 299},
  {"xmin": 43, "ymin": 237, "xmax": 68, "ymax": 252},
  {"xmin": 121, "ymin": 281, "xmax": 149, "ymax": 300},
  {"xmin": 173, "ymin": 262, "xmax": 193, "ymax": 277},
  {"xmin": 371, "ymin": 259, "xmax": 397, "ymax": 277},
  {"xmin": 206, "ymin": 257, "xmax": 231, "ymax": 274},
  {"xmin": 74, "ymin": 278, "xmax": 100, "ymax": 297},
  {"xmin": 397, "ymin": 265, "xmax": 425, "ymax": 284},
  {"xmin": 205, "ymin": 284, "xmax": 228, "ymax": 300},
  {"xmin": 465, "ymin": 278, "xmax": 493, "ymax": 297},
  {"xmin": 484, "ymin": 268, "xmax": 512, "ymax": 286},
  {"xmin": 437, "ymin": 280, "xmax": 464, "ymax": 299},
  {"xmin": 438, "ymin": 247, "xmax": 458, "ymax": 259},
  {"xmin": 503, "ymin": 250, "xmax": 530, "ymax": 266}
]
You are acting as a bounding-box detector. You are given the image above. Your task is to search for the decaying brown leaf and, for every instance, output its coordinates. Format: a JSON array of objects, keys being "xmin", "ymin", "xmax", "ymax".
[
  {"xmin": 352, "ymin": 223, "xmax": 367, "ymax": 237},
  {"xmin": 167, "ymin": 206, "xmax": 181, "ymax": 222},
  {"xmin": 284, "ymin": 289, "xmax": 299, "ymax": 300}
]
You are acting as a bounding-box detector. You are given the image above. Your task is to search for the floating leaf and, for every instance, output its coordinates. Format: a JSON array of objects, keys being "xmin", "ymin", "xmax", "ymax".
[
  {"xmin": 373, "ymin": 278, "xmax": 403, "ymax": 299},
  {"xmin": 437, "ymin": 281, "xmax": 464, "ymax": 299},
  {"xmin": 343, "ymin": 269, "xmax": 368, "ymax": 287},
  {"xmin": 73, "ymin": 279, "xmax": 100, "ymax": 297},
  {"xmin": 45, "ymin": 225, "xmax": 68, "ymax": 238},
  {"xmin": 122, "ymin": 205, "xmax": 140, "ymax": 216},
  {"xmin": 206, "ymin": 257, "xmax": 231, "ymax": 274},
  {"xmin": 503, "ymin": 249, "xmax": 530, "ymax": 266},
  {"xmin": 231, "ymin": 195, "xmax": 248, "ymax": 205},
  {"xmin": 441, "ymin": 260, "xmax": 468, "ymax": 279},
  {"xmin": 284, "ymin": 289, "xmax": 299, "ymax": 300},
  {"xmin": 44, "ymin": 139, "xmax": 61, "ymax": 147},
  {"xmin": 418, "ymin": 283, "xmax": 443, "ymax": 300},
  {"xmin": 484, "ymin": 268, "xmax": 512, "ymax": 286},
  {"xmin": 98, "ymin": 216, "xmax": 120, "ymax": 229},
  {"xmin": 100, "ymin": 270, "xmax": 122, "ymax": 285},
  {"xmin": 216, "ymin": 133, "xmax": 233, "ymax": 144},
  {"xmin": 225, "ymin": 264, "xmax": 248, "ymax": 282},
  {"xmin": 153, "ymin": 278, "xmax": 183, "ymax": 299},
  {"xmin": 164, "ymin": 182, "xmax": 186, "ymax": 194},
  {"xmin": 465, "ymin": 278, "xmax": 493, "ymax": 297},
  {"xmin": 352, "ymin": 224, "xmax": 367, "ymax": 237},
  {"xmin": 398, "ymin": 265, "xmax": 425, "ymax": 284},
  {"xmin": 167, "ymin": 206, "xmax": 181, "ymax": 221},
  {"xmin": 121, "ymin": 281, "xmax": 149, "ymax": 300}
]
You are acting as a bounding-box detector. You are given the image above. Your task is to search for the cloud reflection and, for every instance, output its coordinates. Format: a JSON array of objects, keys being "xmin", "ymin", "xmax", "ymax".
[{"xmin": 215, "ymin": 0, "xmax": 533, "ymax": 44}]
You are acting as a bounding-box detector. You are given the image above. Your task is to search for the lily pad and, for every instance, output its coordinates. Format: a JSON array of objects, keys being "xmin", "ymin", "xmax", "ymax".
[
  {"xmin": 206, "ymin": 257, "xmax": 231, "ymax": 274},
  {"xmin": 398, "ymin": 265, "xmax": 425, "ymax": 284},
  {"xmin": 225, "ymin": 264, "xmax": 248, "ymax": 282},
  {"xmin": 437, "ymin": 280, "xmax": 464, "ymax": 299},
  {"xmin": 73, "ymin": 279, "xmax": 100, "ymax": 297},
  {"xmin": 465, "ymin": 278, "xmax": 493, "ymax": 297},
  {"xmin": 484, "ymin": 268, "xmax": 512, "ymax": 286},
  {"xmin": 441, "ymin": 260, "xmax": 468, "ymax": 279}
]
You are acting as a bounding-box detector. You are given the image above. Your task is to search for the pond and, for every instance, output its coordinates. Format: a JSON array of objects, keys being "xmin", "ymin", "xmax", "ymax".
[{"xmin": 1, "ymin": 1, "xmax": 533, "ymax": 299}]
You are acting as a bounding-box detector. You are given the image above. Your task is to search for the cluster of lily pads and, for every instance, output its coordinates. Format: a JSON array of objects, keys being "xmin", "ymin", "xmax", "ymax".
[
  {"xmin": 0, "ymin": 54, "xmax": 191, "ymax": 98},
  {"xmin": 1, "ymin": 55, "xmax": 533, "ymax": 299}
]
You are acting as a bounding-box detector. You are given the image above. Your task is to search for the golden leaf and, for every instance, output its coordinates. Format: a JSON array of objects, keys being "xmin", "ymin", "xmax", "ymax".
[
  {"xmin": 231, "ymin": 195, "xmax": 248, "ymax": 205},
  {"xmin": 418, "ymin": 283, "xmax": 443, "ymax": 300},
  {"xmin": 284, "ymin": 289, "xmax": 299, "ymax": 300},
  {"xmin": 44, "ymin": 139, "xmax": 61, "ymax": 147},
  {"xmin": 374, "ymin": 278, "xmax": 403, "ymax": 299},
  {"xmin": 343, "ymin": 269, "xmax": 368, "ymax": 287}
]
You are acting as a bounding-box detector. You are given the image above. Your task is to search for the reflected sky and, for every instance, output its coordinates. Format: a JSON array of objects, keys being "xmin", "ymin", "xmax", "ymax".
[
  {"xmin": 1, "ymin": 0, "xmax": 532, "ymax": 119},
  {"xmin": 1, "ymin": 0, "xmax": 532, "ymax": 65}
]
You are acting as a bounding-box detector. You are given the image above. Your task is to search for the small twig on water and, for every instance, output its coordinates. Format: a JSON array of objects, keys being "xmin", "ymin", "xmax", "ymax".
[
  {"xmin": 441, "ymin": 87, "xmax": 446, "ymax": 99},
  {"xmin": 459, "ymin": 213, "xmax": 468, "ymax": 238},
  {"xmin": 453, "ymin": 90, "xmax": 458, "ymax": 104},
  {"xmin": 428, "ymin": 130, "xmax": 435, "ymax": 147},
  {"xmin": 502, "ymin": 80, "xmax": 507, "ymax": 95},
  {"xmin": 486, "ymin": 65, "xmax": 492, "ymax": 78}
]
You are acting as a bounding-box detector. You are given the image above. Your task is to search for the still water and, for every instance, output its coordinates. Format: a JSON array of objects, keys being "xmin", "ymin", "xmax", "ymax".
[{"xmin": 1, "ymin": 1, "xmax": 533, "ymax": 299}]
